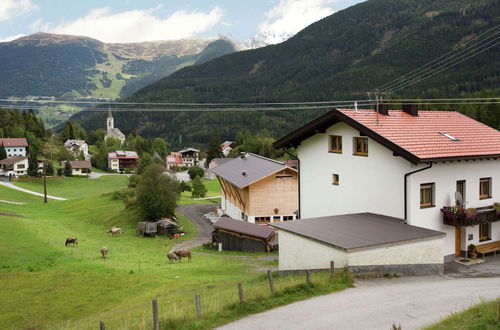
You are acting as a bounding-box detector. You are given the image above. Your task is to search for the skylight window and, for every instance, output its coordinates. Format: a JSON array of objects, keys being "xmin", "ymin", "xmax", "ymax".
[{"xmin": 439, "ymin": 132, "xmax": 460, "ymax": 141}]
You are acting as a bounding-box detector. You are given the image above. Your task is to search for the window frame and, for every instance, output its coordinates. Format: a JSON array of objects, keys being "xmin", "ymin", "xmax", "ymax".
[
  {"xmin": 332, "ymin": 174, "xmax": 339, "ymax": 185},
  {"xmin": 328, "ymin": 135, "xmax": 342, "ymax": 153},
  {"xmin": 353, "ymin": 137, "xmax": 368, "ymax": 156},
  {"xmin": 479, "ymin": 177, "xmax": 492, "ymax": 200},
  {"xmin": 255, "ymin": 216, "xmax": 271, "ymax": 224},
  {"xmin": 456, "ymin": 180, "xmax": 466, "ymax": 203},
  {"xmin": 479, "ymin": 223, "xmax": 491, "ymax": 242},
  {"xmin": 420, "ymin": 183, "xmax": 435, "ymax": 208}
]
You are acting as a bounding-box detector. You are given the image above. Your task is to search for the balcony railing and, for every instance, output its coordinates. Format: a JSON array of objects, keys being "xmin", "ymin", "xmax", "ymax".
[{"xmin": 442, "ymin": 205, "xmax": 500, "ymax": 226}]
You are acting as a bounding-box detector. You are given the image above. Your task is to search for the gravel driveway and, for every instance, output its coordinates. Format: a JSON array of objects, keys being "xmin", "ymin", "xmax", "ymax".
[{"xmin": 173, "ymin": 204, "xmax": 216, "ymax": 250}]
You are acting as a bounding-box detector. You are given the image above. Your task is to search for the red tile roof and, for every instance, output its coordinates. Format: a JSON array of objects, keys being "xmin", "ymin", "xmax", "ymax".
[
  {"xmin": 274, "ymin": 108, "xmax": 500, "ymax": 163},
  {"xmin": 0, "ymin": 138, "xmax": 28, "ymax": 147}
]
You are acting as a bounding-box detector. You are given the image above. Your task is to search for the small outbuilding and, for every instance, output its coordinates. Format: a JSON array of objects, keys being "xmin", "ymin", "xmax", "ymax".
[
  {"xmin": 213, "ymin": 218, "xmax": 277, "ymax": 252},
  {"xmin": 271, "ymin": 213, "xmax": 446, "ymax": 275}
]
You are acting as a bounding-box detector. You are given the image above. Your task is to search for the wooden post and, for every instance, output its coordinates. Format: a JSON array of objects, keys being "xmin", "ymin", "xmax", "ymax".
[
  {"xmin": 99, "ymin": 321, "xmax": 105, "ymax": 330},
  {"xmin": 306, "ymin": 270, "xmax": 312, "ymax": 285},
  {"xmin": 238, "ymin": 283, "xmax": 244, "ymax": 302},
  {"xmin": 498, "ymin": 299, "xmax": 500, "ymax": 322},
  {"xmin": 195, "ymin": 294, "xmax": 202, "ymax": 318},
  {"xmin": 330, "ymin": 261, "xmax": 335, "ymax": 279},
  {"xmin": 267, "ymin": 270, "xmax": 276, "ymax": 295},
  {"xmin": 152, "ymin": 299, "xmax": 159, "ymax": 330}
]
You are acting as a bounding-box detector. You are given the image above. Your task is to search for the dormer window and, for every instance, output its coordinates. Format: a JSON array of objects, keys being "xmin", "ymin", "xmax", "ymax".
[
  {"xmin": 329, "ymin": 135, "xmax": 342, "ymax": 153},
  {"xmin": 439, "ymin": 132, "xmax": 459, "ymax": 141}
]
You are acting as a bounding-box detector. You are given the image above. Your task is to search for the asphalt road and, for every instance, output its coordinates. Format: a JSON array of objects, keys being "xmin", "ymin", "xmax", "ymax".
[
  {"xmin": 218, "ymin": 275, "xmax": 500, "ymax": 330},
  {"xmin": 173, "ymin": 204, "xmax": 216, "ymax": 250}
]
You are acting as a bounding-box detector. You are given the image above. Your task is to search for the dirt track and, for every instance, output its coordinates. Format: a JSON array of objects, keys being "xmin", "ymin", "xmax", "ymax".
[{"xmin": 172, "ymin": 204, "xmax": 216, "ymax": 250}]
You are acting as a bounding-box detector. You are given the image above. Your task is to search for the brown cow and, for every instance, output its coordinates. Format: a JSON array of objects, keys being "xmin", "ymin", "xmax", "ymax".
[
  {"xmin": 100, "ymin": 246, "xmax": 109, "ymax": 259},
  {"xmin": 65, "ymin": 237, "xmax": 78, "ymax": 246},
  {"xmin": 174, "ymin": 250, "xmax": 192, "ymax": 262},
  {"xmin": 167, "ymin": 251, "xmax": 179, "ymax": 263}
]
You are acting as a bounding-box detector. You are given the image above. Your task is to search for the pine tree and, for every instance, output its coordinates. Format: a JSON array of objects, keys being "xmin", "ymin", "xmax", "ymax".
[
  {"xmin": 64, "ymin": 161, "xmax": 73, "ymax": 176},
  {"xmin": 206, "ymin": 130, "xmax": 223, "ymax": 168},
  {"xmin": 44, "ymin": 161, "xmax": 54, "ymax": 176},
  {"xmin": 0, "ymin": 143, "xmax": 7, "ymax": 160},
  {"xmin": 27, "ymin": 155, "xmax": 39, "ymax": 177}
]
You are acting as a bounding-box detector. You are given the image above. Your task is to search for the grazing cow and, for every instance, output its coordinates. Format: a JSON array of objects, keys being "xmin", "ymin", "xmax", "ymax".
[
  {"xmin": 167, "ymin": 251, "xmax": 179, "ymax": 263},
  {"xmin": 100, "ymin": 246, "xmax": 109, "ymax": 259},
  {"xmin": 65, "ymin": 237, "xmax": 78, "ymax": 246},
  {"xmin": 106, "ymin": 227, "xmax": 124, "ymax": 236},
  {"xmin": 174, "ymin": 250, "xmax": 192, "ymax": 262}
]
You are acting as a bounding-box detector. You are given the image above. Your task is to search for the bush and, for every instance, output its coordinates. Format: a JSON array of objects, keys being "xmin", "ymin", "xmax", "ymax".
[
  {"xmin": 179, "ymin": 181, "xmax": 191, "ymax": 192},
  {"xmin": 188, "ymin": 166, "xmax": 205, "ymax": 180},
  {"xmin": 191, "ymin": 175, "xmax": 207, "ymax": 198},
  {"xmin": 56, "ymin": 168, "xmax": 63, "ymax": 176}
]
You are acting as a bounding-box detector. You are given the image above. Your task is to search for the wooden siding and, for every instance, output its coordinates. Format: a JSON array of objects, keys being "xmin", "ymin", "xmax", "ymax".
[{"xmin": 216, "ymin": 229, "xmax": 269, "ymax": 252}]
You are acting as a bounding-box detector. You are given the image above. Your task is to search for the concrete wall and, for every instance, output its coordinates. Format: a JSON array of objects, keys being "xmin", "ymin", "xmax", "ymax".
[{"xmin": 6, "ymin": 146, "xmax": 26, "ymax": 157}]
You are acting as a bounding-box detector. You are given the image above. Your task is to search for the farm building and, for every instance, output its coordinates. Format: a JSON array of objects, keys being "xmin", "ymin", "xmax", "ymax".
[
  {"xmin": 271, "ymin": 213, "xmax": 445, "ymax": 275},
  {"xmin": 61, "ymin": 160, "xmax": 92, "ymax": 175},
  {"xmin": 213, "ymin": 218, "xmax": 277, "ymax": 252}
]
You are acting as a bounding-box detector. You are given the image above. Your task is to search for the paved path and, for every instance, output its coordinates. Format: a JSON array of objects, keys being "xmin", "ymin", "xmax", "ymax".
[
  {"xmin": 0, "ymin": 199, "xmax": 26, "ymax": 205},
  {"xmin": 0, "ymin": 181, "xmax": 66, "ymax": 200},
  {"xmin": 218, "ymin": 275, "xmax": 500, "ymax": 330},
  {"xmin": 172, "ymin": 204, "xmax": 216, "ymax": 250}
]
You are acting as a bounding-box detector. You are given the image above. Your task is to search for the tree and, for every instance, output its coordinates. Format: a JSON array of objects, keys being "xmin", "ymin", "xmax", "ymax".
[
  {"xmin": 44, "ymin": 161, "xmax": 54, "ymax": 176},
  {"xmin": 187, "ymin": 166, "xmax": 205, "ymax": 180},
  {"xmin": 152, "ymin": 137, "xmax": 169, "ymax": 159},
  {"xmin": 137, "ymin": 163, "xmax": 180, "ymax": 220},
  {"xmin": 27, "ymin": 155, "xmax": 39, "ymax": 177},
  {"xmin": 179, "ymin": 181, "xmax": 191, "ymax": 192},
  {"xmin": 0, "ymin": 143, "xmax": 6, "ymax": 160},
  {"xmin": 137, "ymin": 152, "xmax": 153, "ymax": 175},
  {"xmin": 206, "ymin": 130, "xmax": 223, "ymax": 168},
  {"xmin": 191, "ymin": 175, "xmax": 207, "ymax": 198},
  {"xmin": 64, "ymin": 161, "xmax": 73, "ymax": 176}
]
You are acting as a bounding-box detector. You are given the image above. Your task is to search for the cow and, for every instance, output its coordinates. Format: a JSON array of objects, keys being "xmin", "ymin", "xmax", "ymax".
[
  {"xmin": 174, "ymin": 250, "xmax": 192, "ymax": 262},
  {"xmin": 167, "ymin": 251, "xmax": 179, "ymax": 263},
  {"xmin": 106, "ymin": 227, "xmax": 124, "ymax": 236},
  {"xmin": 65, "ymin": 237, "xmax": 78, "ymax": 246},
  {"xmin": 100, "ymin": 246, "xmax": 109, "ymax": 259}
]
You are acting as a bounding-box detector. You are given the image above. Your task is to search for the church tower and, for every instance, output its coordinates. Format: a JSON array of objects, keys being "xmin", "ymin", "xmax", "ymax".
[{"xmin": 107, "ymin": 107, "xmax": 114, "ymax": 133}]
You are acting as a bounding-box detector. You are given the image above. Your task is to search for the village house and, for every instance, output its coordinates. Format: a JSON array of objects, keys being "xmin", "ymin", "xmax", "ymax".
[
  {"xmin": 0, "ymin": 138, "xmax": 28, "ymax": 157},
  {"xmin": 105, "ymin": 108, "xmax": 125, "ymax": 143},
  {"xmin": 165, "ymin": 152, "xmax": 183, "ymax": 170},
  {"xmin": 64, "ymin": 139, "xmax": 89, "ymax": 159},
  {"xmin": 221, "ymin": 141, "xmax": 235, "ymax": 157},
  {"xmin": 272, "ymin": 105, "xmax": 500, "ymax": 274},
  {"xmin": 210, "ymin": 153, "xmax": 298, "ymax": 224},
  {"xmin": 0, "ymin": 156, "xmax": 29, "ymax": 177},
  {"xmin": 178, "ymin": 148, "xmax": 200, "ymax": 167},
  {"xmin": 108, "ymin": 151, "xmax": 139, "ymax": 172},
  {"xmin": 61, "ymin": 160, "xmax": 92, "ymax": 176}
]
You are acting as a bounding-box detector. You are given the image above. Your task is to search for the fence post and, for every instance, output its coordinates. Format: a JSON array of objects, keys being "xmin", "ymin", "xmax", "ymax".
[
  {"xmin": 152, "ymin": 299, "xmax": 159, "ymax": 330},
  {"xmin": 195, "ymin": 294, "xmax": 202, "ymax": 318},
  {"xmin": 498, "ymin": 299, "xmax": 500, "ymax": 322},
  {"xmin": 306, "ymin": 270, "xmax": 312, "ymax": 285},
  {"xmin": 330, "ymin": 261, "xmax": 335, "ymax": 279},
  {"xmin": 99, "ymin": 321, "xmax": 105, "ymax": 330},
  {"xmin": 267, "ymin": 270, "xmax": 276, "ymax": 295},
  {"xmin": 238, "ymin": 283, "xmax": 244, "ymax": 302}
]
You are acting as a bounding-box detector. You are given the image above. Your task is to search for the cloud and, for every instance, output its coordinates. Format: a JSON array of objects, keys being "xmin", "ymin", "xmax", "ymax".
[
  {"xmin": 0, "ymin": 33, "xmax": 25, "ymax": 42},
  {"xmin": 0, "ymin": 0, "xmax": 36, "ymax": 22},
  {"xmin": 45, "ymin": 6, "xmax": 224, "ymax": 43},
  {"xmin": 259, "ymin": 0, "xmax": 336, "ymax": 35}
]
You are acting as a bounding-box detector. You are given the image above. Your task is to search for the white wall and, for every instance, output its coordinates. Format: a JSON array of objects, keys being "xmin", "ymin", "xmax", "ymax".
[
  {"xmin": 407, "ymin": 160, "xmax": 500, "ymax": 256},
  {"xmin": 223, "ymin": 198, "xmax": 245, "ymax": 221},
  {"xmin": 6, "ymin": 146, "xmax": 26, "ymax": 157},
  {"xmin": 298, "ymin": 122, "xmax": 411, "ymax": 219}
]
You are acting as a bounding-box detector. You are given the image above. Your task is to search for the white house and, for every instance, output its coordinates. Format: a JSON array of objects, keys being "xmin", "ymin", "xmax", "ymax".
[
  {"xmin": 178, "ymin": 148, "xmax": 200, "ymax": 167},
  {"xmin": 108, "ymin": 151, "xmax": 138, "ymax": 172},
  {"xmin": 273, "ymin": 105, "xmax": 500, "ymax": 269},
  {"xmin": 0, "ymin": 156, "xmax": 29, "ymax": 177},
  {"xmin": 221, "ymin": 141, "xmax": 235, "ymax": 157},
  {"xmin": 61, "ymin": 160, "xmax": 92, "ymax": 176},
  {"xmin": 0, "ymin": 138, "xmax": 28, "ymax": 157},
  {"xmin": 64, "ymin": 139, "xmax": 89, "ymax": 159}
]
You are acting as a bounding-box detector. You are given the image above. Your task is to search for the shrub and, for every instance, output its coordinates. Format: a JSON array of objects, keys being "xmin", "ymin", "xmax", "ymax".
[
  {"xmin": 191, "ymin": 175, "xmax": 207, "ymax": 198},
  {"xmin": 188, "ymin": 166, "xmax": 205, "ymax": 180}
]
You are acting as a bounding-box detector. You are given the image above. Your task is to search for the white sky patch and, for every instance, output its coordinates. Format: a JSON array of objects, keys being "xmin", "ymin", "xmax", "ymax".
[
  {"xmin": 0, "ymin": 0, "xmax": 36, "ymax": 22},
  {"xmin": 0, "ymin": 33, "xmax": 25, "ymax": 42},
  {"xmin": 45, "ymin": 6, "xmax": 224, "ymax": 43},
  {"xmin": 259, "ymin": 0, "xmax": 336, "ymax": 36}
]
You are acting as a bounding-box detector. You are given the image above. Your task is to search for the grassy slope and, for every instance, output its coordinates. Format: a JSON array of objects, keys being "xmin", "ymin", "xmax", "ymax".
[{"xmin": 0, "ymin": 177, "xmax": 351, "ymax": 329}]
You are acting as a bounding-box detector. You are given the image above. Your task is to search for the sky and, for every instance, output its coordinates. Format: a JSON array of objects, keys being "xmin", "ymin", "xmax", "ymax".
[{"xmin": 0, "ymin": 0, "xmax": 365, "ymax": 44}]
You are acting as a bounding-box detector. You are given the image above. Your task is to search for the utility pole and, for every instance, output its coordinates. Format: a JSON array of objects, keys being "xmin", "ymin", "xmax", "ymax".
[
  {"xmin": 375, "ymin": 90, "xmax": 380, "ymax": 125},
  {"xmin": 43, "ymin": 162, "xmax": 48, "ymax": 203}
]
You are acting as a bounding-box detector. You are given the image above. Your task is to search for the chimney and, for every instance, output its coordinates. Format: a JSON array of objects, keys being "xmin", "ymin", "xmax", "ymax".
[
  {"xmin": 378, "ymin": 103, "xmax": 389, "ymax": 116},
  {"xmin": 402, "ymin": 103, "xmax": 418, "ymax": 116}
]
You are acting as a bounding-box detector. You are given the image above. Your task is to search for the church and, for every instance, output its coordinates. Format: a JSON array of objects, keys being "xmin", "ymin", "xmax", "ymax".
[{"xmin": 105, "ymin": 108, "xmax": 125, "ymax": 143}]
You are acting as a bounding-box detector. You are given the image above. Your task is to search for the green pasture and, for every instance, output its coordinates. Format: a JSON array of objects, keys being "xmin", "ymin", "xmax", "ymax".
[{"xmin": 0, "ymin": 176, "xmax": 351, "ymax": 329}]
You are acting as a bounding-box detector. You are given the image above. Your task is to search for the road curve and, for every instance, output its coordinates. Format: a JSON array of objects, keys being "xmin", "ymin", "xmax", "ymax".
[
  {"xmin": 0, "ymin": 181, "xmax": 66, "ymax": 200},
  {"xmin": 172, "ymin": 204, "xmax": 215, "ymax": 250}
]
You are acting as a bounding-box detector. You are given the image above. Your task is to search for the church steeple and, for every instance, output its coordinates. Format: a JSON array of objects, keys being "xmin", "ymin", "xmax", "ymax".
[{"xmin": 107, "ymin": 106, "xmax": 114, "ymax": 133}]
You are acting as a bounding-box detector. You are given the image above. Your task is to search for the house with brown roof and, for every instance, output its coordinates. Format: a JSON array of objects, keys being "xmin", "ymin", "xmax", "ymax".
[
  {"xmin": 274, "ymin": 105, "xmax": 500, "ymax": 266},
  {"xmin": 61, "ymin": 160, "xmax": 92, "ymax": 176},
  {"xmin": 0, "ymin": 156, "xmax": 28, "ymax": 177},
  {"xmin": 0, "ymin": 138, "xmax": 28, "ymax": 157},
  {"xmin": 210, "ymin": 153, "xmax": 298, "ymax": 224}
]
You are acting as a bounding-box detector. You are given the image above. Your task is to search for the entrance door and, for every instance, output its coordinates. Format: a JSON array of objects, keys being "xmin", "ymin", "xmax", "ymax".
[{"xmin": 455, "ymin": 226, "xmax": 461, "ymax": 256}]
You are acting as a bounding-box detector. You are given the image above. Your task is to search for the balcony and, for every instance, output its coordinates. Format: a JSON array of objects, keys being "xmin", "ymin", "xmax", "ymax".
[{"xmin": 442, "ymin": 204, "xmax": 500, "ymax": 226}]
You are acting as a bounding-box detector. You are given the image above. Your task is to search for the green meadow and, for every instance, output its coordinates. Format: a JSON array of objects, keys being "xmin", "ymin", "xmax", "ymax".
[{"xmin": 0, "ymin": 176, "xmax": 351, "ymax": 329}]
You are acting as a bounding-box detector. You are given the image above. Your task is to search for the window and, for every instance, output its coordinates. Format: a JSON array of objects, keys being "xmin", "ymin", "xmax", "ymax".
[
  {"xmin": 479, "ymin": 178, "xmax": 491, "ymax": 199},
  {"xmin": 255, "ymin": 216, "xmax": 270, "ymax": 224},
  {"xmin": 479, "ymin": 223, "xmax": 491, "ymax": 242},
  {"xmin": 273, "ymin": 216, "xmax": 281, "ymax": 222},
  {"xmin": 283, "ymin": 216, "xmax": 294, "ymax": 221},
  {"xmin": 17, "ymin": 164, "xmax": 25, "ymax": 169},
  {"xmin": 456, "ymin": 180, "xmax": 466, "ymax": 204},
  {"xmin": 241, "ymin": 212, "xmax": 248, "ymax": 222},
  {"xmin": 353, "ymin": 137, "xmax": 368, "ymax": 156},
  {"xmin": 332, "ymin": 174, "xmax": 339, "ymax": 185},
  {"xmin": 329, "ymin": 135, "xmax": 342, "ymax": 153},
  {"xmin": 420, "ymin": 183, "xmax": 435, "ymax": 208}
]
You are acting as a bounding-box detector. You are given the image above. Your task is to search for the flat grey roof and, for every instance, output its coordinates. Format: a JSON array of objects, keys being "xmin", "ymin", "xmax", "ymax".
[
  {"xmin": 214, "ymin": 218, "xmax": 275, "ymax": 240},
  {"xmin": 271, "ymin": 213, "xmax": 445, "ymax": 251},
  {"xmin": 210, "ymin": 153, "xmax": 296, "ymax": 188}
]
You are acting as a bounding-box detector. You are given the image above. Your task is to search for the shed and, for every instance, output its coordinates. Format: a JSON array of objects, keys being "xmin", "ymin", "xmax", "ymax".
[
  {"xmin": 213, "ymin": 218, "xmax": 276, "ymax": 252},
  {"xmin": 136, "ymin": 222, "xmax": 158, "ymax": 236},
  {"xmin": 271, "ymin": 213, "xmax": 446, "ymax": 275},
  {"xmin": 157, "ymin": 218, "xmax": 182, "ymax": 236}
]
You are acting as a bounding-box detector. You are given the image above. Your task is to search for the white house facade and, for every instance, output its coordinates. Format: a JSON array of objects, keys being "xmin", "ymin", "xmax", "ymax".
[
  {"xmin": 274, "ymin": 106, "xmax": 500, "ymax": 263},
  {"xmin": 0, "ymin": 156, "xmax": 29, "ymax": 177},
  {"xmin": 64, "ymin": 139, "xmax": 89, "ymax": 159},
  {"xmin": 0, "ymin": 138, "xmax": 28, "ymax": 157}
]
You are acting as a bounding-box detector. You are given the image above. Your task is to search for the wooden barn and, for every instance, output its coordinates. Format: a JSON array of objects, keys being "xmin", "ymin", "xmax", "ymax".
[{"xmin": 213, "ymin": 218, "xmax": 277, "ymax": 252}]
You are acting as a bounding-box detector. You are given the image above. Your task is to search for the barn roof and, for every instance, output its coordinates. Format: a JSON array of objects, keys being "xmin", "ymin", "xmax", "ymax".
[
  {"xmin": 271, "ymin": 213, "xmax": 445, "ymax": 251},
  {"xmin": 214, "ymin": 218, "xmax": 275, "ymax": 240}
]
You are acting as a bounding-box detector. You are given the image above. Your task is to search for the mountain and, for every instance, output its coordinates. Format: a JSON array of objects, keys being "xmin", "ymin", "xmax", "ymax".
[
  {"xmin": 243, "ymin": 31, "xmax": 295, "ymax": 49},
  {"xmin": 73, "ymin": 0, "xmax": 500, "ymax": 149},
  {"xmin": 0, "ymin": 32, "xmax": 237, "ymax": 99}
]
